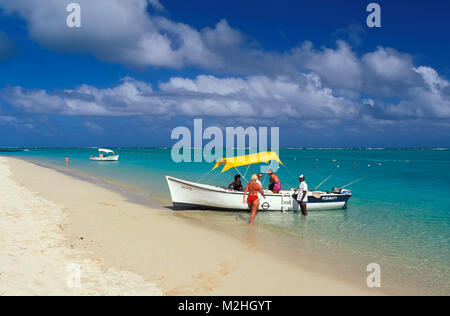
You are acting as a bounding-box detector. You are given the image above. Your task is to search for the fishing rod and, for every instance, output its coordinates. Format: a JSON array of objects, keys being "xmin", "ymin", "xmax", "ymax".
[
  {"xmin": 313, "ymin": 174, "xmax": 333, "ymax": 191},
  {"xmin": 340, "ymin": 177, "xmax": 364, "ymax": 189}
]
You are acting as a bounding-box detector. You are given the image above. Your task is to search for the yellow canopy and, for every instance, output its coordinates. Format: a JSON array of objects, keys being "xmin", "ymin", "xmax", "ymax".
[{"xmin": 212, "ymin": 151, "xmax": 283, "ymax": 173}]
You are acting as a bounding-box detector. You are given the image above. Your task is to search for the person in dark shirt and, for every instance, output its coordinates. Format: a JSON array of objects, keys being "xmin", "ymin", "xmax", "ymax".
[{"xmin": 228, "ymin": 175, "xmax": 243, "ymax": 191}]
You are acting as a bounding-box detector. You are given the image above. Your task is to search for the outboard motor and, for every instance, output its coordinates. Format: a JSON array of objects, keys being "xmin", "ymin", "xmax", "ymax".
[
  {"xmin": 331, "ymin": 187, "xmax": 342, "ymax": 194},
  {"xmin": 341, "ymin": 189, "xmax": 352, "ymax": 196}
]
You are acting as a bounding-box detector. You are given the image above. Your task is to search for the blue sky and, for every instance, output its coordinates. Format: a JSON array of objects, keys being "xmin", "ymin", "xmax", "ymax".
[{"xmin": 0, "ymin": 0, "xmax": 449, "ymax": 147}]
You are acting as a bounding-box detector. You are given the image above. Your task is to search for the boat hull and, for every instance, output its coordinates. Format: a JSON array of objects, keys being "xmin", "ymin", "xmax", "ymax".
[
  {"xmin": 166, "ymin": 176, "xmax": 351, "ymax": 212},
  {"xmin": 89, "ymin": 155, "xmax": 119, "ymax": 161}
]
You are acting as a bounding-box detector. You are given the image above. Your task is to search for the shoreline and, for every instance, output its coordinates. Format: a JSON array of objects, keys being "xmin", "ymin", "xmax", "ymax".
[
  {"xmin": 12, "ymin": 157, "xmax": 442, "ymax": 296},
  {"xmin": 15, "ymin": 157, "xmax": 170, "ymax": 208},
  {"xmin": 0, "ymin": 157, "xmax": 162, "ymax": 296},
  {"xmin": 2, "ymin": 156, "xmax": 388, "ymax": 295}
]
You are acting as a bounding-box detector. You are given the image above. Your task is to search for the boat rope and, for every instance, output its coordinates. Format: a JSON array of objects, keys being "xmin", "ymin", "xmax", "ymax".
[
  {"xmin": 282, "ymin": 162, "xmax": 302, "ymax": 189},
  {"xmin": 206, "ymin": 168, "xmax": 225, "ymax": 185},
  {"xmin": 196, "ymin": 167, "xmax": 215, "ymax": 183},
  {"xmin": 262, "ymin": 172, "xmax": 269, "ymax": 188}
]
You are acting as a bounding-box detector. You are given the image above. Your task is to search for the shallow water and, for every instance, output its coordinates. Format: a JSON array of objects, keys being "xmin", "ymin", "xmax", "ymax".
[{"xmin": 2, "ymin": 148, "xmax": 449, "ymax": 295}]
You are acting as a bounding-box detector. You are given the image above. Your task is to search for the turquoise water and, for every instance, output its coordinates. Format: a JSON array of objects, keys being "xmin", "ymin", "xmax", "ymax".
[{"xmin": 2, "ymin": 148, "xmax": 449, "ymax": 294}]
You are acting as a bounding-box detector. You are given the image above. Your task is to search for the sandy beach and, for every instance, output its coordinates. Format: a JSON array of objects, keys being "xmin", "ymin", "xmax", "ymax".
[{"xmin": 0, "ymin": 157, "xmax": 384, "ymax": 296}]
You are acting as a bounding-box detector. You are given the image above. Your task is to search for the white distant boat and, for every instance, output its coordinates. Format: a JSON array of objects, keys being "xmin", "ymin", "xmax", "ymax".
[
  {"xmin": 166, "ymin": 152, "xmax": 352, "ymax": 212},
  {"xmin": 89, "ymin": 148, "xmax": 119, "ymax": 161}
]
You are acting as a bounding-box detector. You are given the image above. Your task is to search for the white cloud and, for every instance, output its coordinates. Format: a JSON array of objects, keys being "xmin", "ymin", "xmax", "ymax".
[
  {"xmin": 381, "ymin": 66, "xmax": 450, "ymax": 119},
  {"xmin": 414, "ymin": 66, "xmax": 449, "ymax": 93},
  {"xmin": 160, "ymin": 75, "xmax": 247, "ymax": 95},
  {"xmin": 362, "ymin": 98, "xmax": 375, "ymax": 107},
  {"xmin": 0, "ymin": 0, "xmax": 236, "ymax": 69},
  {"xmin": 0, "ymin": 115, "xmax": 19, "ymax": 124},
  {"xmin": 0, "ymin": 115, "xmax": 36, "ymax": 131},
  {"xmin": 147, "ymin": 0, "xmax": 164, "ymax": 11},
  {"xmin": 2, "ymin": 66, "xmax": 449, "ymax": 122},
  {"xmin": 0, "ymin": 0, "xmax": 372, "ymax": 84},
  {"xmin": 363, "ymin": 47, "xmax": 414, "ymax": 81},
  {"xmin": 1, "ymin": 87, "xmax": 65, "ymax": 113},
  {"xmin": 1, "ymin": 75, "xmax": 358, "ymax": 119},
  {"xmin": 83, "ymin": 121, "xmax": 104, "ymax": 132},
  {"xmin": 291, "ymin": 41, "xmax": 363, "ymax": 91},
  {"xmin": 0, "ymin": 1, "xmax": 448, "ymax": 124}
]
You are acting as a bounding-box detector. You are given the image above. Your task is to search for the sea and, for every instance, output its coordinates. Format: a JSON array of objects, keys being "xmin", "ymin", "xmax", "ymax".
[{"xmin": 1, "ymin": 147, "xmax": 449, "ymax": 295}]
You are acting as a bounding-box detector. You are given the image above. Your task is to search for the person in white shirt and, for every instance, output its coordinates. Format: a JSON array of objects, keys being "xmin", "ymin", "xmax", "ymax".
[
  {"xmin": 256, "ymin": 173, "xmax": 263, "ymax": 201},
  {"xmin": 297, "ymin": 175, "xmax": 308, "ymax": 216}
]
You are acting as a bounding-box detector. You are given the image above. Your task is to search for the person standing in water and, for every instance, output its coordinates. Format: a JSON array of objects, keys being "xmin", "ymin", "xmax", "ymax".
[
  {"xmin": 243, "ymin": 174, "xmax": 266, "ymax": 225},
  {"xmin": 297, "ymin": 175, "xmax": 308, "ymax": 216},
  {"xmin": 65, "ymin": 156, "xmax": 69, "ymax": 165}
]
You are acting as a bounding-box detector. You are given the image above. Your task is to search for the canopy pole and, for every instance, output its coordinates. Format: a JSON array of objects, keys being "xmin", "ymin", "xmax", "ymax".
[
  {"xmin": 234, "ymin": 167, "xmax": 249, "ymax": 184},
  {"xmin": 261, "ymin": 161, "xmax": 272, "ymax": 190},
  {"xmin": 243, "ymin": 164, "xmax": 250, "ymax": 180}
]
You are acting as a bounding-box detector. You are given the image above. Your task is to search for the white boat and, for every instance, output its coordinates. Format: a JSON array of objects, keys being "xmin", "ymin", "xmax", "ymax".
[
  {"xmin": 89, "ymin": 148, "xmax": 119, "ymax": 161},
  {"xmin": 166, "ymin": 152, "xmax": 352, "ymax": 212},
  {"xmin": 166, "ymin": 176, "xmax": 351, "ymax": 212}
]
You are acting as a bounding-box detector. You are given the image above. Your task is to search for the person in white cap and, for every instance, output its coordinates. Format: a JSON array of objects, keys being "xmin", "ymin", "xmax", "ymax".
[{"xmin": 297, "ymin": 175, "xmax": 308, "ymax": 216}]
